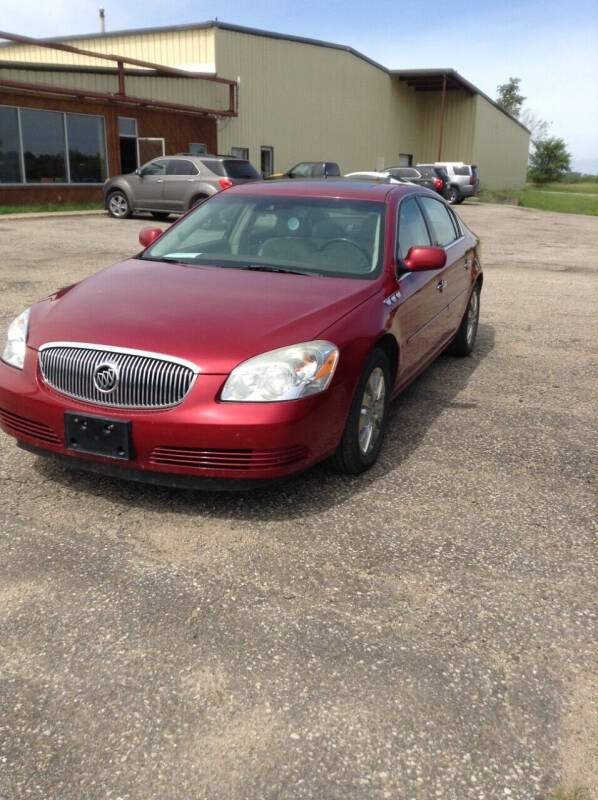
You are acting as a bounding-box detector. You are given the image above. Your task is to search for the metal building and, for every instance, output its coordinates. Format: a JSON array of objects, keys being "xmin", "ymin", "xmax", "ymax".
[{"xmin": 0, "ymin": 21, "xmax": 530, "ymax": 206}]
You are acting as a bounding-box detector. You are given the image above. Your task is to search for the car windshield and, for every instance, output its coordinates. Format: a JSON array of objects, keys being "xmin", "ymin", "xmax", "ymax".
[{"xmin": 142, "ymin": 194, "xmax": 386, "ymax": 279}]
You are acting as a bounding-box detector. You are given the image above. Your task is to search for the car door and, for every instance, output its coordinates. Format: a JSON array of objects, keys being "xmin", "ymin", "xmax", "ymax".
[
  {"xmin": 391, "ymin": 195, "xmax": 450, "ymax": 378},
  {"xmin": 418, "ymin": 196, "xmax": 473, "ymax": 339},
  {"xmin": 162, "ymin": 158, "xmax": 199, "ymax": 212},
  {"xmin": 136, "ymin": 158, "xmax": 168, "ymax": 208}
]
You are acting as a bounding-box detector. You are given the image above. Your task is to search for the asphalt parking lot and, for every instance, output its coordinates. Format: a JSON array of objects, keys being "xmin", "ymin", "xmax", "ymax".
[{"xmin": 0, "ymin": 203, "xmax": 596, "ymax": 800}]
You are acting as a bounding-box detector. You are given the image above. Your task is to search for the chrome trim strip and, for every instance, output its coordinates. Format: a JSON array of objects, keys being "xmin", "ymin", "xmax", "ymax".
[{"xmin": 38, "ymin": 342, "xmax": 200, "ymax": 374}]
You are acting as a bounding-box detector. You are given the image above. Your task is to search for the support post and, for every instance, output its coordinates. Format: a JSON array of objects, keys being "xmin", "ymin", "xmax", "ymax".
[
  {"xmin": 117, "ymin": 60, "xmax": 125, "ymax": 96},
  {"xmin": 437, "ymin": 74, "xmax": 447, "ymax": 161}
]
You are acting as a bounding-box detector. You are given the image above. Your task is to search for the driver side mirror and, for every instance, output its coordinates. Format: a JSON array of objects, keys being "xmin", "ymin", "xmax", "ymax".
[
  {"xmin": 403, "ymin": 246, "xmax": 446, "ymax": 271},
  {"xmin": 139, "ymin": 227, "xmax": 163, "ymax": 248},
  {"xmin": 135, "ymin": 168, "xmax": 142, "ymax": 176}
]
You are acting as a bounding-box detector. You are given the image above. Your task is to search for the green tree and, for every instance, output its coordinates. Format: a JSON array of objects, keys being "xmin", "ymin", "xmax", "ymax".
[
  {"xmin": 528, "ymin": 137, "xmax": 571, "ymax": 184},
  {"xmin": 496, "ymin": 77, "xmax": 526, "ymax": 117}
]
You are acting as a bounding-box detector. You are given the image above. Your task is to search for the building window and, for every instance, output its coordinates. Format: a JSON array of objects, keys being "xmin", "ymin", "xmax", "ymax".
[
  {"xmin": 231, "ymin": 147, "xmax": 249, "ymax": 160},
  {"xmin": 118, "ymin": 117, "xmax": 137, "ymax": 138},
  {"xmin": 67, "ymin": 113, "xmax": 108, "ymax": 183},
  {"xmin": 21, "ymin": 108, "xmax": 67, "ymax": 183},
  {"xmin": 260, "ymin": 146, "xmax": 274, "ymax": 177},
  {"xmin": 398, "ymin": 153, "xmax": 413, "ymax": 166},
  {"xmin": 0, "ymin": 106, "xmax": 22, "ymax": 183},
  {"xmin": 189, "ymin": 142, "xmax": 207, "ymax": 155},
  {"xmin": 0, "ymin": 104, "xmax": 108, "ymax": 184}
]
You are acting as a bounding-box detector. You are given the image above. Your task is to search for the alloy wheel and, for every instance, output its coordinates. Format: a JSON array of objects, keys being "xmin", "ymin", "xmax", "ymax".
[{"xmin": 358, "ymin": 367, "xmax": 386, "ymax": 455}]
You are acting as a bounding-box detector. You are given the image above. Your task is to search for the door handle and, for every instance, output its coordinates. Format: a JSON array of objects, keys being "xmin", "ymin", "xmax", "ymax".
[
  {"xmin": 436, "ymin": 279, "xmax": 447, "ymax": 292},
  {"xmin": 156, "ymin": 179, "xmax": 164, "ymax": 183}
]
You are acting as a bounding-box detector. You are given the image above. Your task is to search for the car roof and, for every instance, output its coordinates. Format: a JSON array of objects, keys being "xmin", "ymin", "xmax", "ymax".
[{"xmin": 224, "ymin": 179, "xmax": 407, "ymax": 200}]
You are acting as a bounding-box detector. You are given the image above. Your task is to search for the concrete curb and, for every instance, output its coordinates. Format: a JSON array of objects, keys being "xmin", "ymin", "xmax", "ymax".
[{"xmin": 0, "ymin": 209, "xmax": 106, "ymax": 221}]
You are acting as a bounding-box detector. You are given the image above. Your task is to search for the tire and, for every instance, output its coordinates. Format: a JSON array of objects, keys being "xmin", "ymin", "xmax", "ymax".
[
  {"xmin": 106, "ymin": 190, "xmax": 132, "ymax": 219},
  {"xmin": 446, "ymin": 186, "xmax": 461, "ymax": 205},
  {"xmin": 448, "ymin": 283, "xmax": 480, "ymax": 357},
  {"xmin": 150, "ymin": 211, "xmax": 171, "ymax": 221},
  {"xmin": 189, "ymin": 194, "xmax": 209, "ymax": 209},
  {"xmin": 331, "ymin": 348, "xmax": 391, "ymax": 475}
]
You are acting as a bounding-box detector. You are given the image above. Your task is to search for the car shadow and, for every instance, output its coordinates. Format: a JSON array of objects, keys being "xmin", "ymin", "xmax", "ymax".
[{"xmin": 34, "ymin": 323, "xmax": 495, "ymax": 521}]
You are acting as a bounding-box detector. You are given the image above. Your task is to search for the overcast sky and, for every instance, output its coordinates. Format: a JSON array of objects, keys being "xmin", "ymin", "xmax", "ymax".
[{"xmin": 2, "ymin": 0, "xmax": 597, "ymax": 171}]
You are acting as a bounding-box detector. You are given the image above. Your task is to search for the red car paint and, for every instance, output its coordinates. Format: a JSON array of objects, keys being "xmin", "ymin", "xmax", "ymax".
[{"xmin": 0, "ymin": 181, "xmax": 481, "ymax": 487}]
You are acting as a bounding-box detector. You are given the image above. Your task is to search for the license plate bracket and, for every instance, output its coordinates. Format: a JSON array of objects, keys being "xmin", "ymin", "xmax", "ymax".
[{"xmin": 64, "ymin": 412, "xmax": 131, "ymax": 460}]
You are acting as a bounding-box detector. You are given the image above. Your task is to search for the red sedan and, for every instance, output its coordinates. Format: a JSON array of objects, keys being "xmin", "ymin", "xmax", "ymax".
[{"xmin": 0, "ymin": 181, "xmax": 482, "ymax": 489}]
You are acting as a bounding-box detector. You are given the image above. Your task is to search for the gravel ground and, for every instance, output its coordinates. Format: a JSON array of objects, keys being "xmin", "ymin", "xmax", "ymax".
[{"xmin": 0, "ymin": 204, "xmax": 596, "ymax": 800}]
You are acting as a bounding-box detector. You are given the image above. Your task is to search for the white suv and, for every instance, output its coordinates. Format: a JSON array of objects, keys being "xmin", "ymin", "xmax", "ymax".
[{"xmin": 418, "ymin": 162, "xmax": 480, "ymax": 205}]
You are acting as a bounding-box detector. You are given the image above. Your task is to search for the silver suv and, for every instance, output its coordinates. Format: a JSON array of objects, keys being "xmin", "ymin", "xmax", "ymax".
[
  {"xmin": 417, "ymin": 162, "xmax": 480, "ymax": 204},
  {"xmin": 103, "ymin": 154, "xmax": 261, "ymax": 219}
]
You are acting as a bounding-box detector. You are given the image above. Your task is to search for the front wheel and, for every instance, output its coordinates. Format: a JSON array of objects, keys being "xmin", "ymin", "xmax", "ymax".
[
  {"xmin": 107, "ymin": 191, "xmax": 131, "ymax": 218},
  {"xmin": 331, "ymin": 349, "xmax": 391, "ymax": 474},
  {"xmin": 448, "ymin": 284, "xmax": 480, "ymax": 357}
]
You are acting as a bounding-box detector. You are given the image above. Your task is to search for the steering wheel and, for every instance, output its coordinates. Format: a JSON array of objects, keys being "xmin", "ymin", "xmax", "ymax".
[{"xmin": 319, "ymin": 238, "xmax": 370, "ymax": 264}]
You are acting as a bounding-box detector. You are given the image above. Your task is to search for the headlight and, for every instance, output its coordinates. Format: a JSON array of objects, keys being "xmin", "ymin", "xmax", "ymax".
[
  {"xmin": 2, "ymin": 307, "xmax": 31, "ymax": 369},
  {"xmin": 221, "ymin": 340, "xmax": 339, "ymax": 402}
]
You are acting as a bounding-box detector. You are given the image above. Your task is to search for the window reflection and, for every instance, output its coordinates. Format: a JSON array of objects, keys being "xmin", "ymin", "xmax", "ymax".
[
  {"xmin": 67, "ymin": 113, "xmax": 107, "ymax": 183},
  {"xmin": 21, "ymin": 108, "xmax": 67, "ymax": 183}
]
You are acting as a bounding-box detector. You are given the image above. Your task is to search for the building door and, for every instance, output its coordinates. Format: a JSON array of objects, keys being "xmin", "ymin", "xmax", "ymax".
[
  {"xmin": 398, "ymin": 153, "xmax": 413, "ymax": 166},
  {"xmin": 137, "ymin": 137, "xmax": 165, "ymax": 167},
  {"xmin": 118, "ymin": 116, "xmax": 138, "ymax": 174},
  {"xmin": 260, "ymin": 146, "xmax": 274, "ymax": 177}
]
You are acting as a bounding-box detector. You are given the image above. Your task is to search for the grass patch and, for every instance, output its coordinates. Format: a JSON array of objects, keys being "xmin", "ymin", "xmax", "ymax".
[
  {"xmin": 0, "ymin": 203, "xmax": 103, "ymax": 215},
  {"xmin": 544, "ymin": 785, "xmax": 591, "ymax": 800},
  {"xmin": 533, "ymin": 182, "xmax": 598, "ymax": 194},
  {"xmin": 478, "ymin": 188, "xmax": 598, "ymax": 216}
]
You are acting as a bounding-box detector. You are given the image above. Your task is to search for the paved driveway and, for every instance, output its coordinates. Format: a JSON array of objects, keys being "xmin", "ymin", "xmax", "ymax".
[{"xmin": 0, "ymin": 204, "xmax": 596, "ymax": 799}]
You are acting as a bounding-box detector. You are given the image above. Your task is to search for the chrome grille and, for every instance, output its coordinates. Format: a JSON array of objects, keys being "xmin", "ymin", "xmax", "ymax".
[{"xmin": 38, "ymin": 343, "xmax": 198, "ymax": 409}]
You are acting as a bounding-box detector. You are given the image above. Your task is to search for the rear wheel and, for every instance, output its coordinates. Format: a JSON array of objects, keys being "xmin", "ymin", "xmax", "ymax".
[
  {"xmin": 107, "ymin": 191, "xmax": 131, "ymax": 219},
  {"xmin": 446, "ymin": 186, "xmax": 461, "ymax": 205},
  {"xmin": 150, "ymin": 211, "xmax": 171, "ymax": 221},
  {"xmin": 448, "ymin": 283, "xmax": 480, "ymax": 356},
  {"xmin": 189, "ymin": 194, "xmax": 209, "ymax": 209},
  {"xmin": 331, "ymin": 349, "xmax": 391, "ymax": 474}
]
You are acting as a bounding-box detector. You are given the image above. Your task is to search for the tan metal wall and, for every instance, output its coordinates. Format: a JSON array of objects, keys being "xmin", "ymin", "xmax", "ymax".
[
  {"xmin": 0, "ymin": 28, "xmax": 216, "ymax": 71},
  {"xmin": 472, "ymin": 95, "xmax": 530, "ymax": 188},
  {"xmin": 214, "ymin": 28, "xmax": 415, "ymax": 174},
  {"xmin": 0, "ymin": 66, "xmax": 228, "ymax": 111},
  {"xmin": 416, "ymin": 90, "xmax": 476, "ymax": 163}
]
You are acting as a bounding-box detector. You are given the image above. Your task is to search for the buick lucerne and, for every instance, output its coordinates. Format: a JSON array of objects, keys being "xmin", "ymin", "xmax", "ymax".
[{"xmin": 0, "ymin": 181, "xmax": 482, "ymax": 489}]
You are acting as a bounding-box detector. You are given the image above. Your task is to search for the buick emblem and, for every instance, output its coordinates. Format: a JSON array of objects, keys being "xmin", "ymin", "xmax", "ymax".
[{"xmin": 93, "ymin": 362, "xmax": 120, "ymax": 394}]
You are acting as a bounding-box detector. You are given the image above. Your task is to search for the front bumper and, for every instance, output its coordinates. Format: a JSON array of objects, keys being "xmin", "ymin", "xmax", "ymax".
[{"xmin": 0, "ymin": 349, "xmax": 352, "ymax": 486}]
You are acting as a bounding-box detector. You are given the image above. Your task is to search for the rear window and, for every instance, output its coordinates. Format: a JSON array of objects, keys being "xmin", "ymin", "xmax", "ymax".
[
  {"xmin": 393, "ymin": 168, "xmax": 419, "ymax": 178},
  {"xmin": 223, "ymin": 160, "xmax": 261, "ymax": 179},
  {"xmin": 417, "ymin": 166, "xmax": 434, "ymax": 178},
  {"xmin": 200, "ymin": 159, "xmax": 225, "ymax": 176},
  {"xmin": 325, "ymin": 163, "xmax": 341, "ymax": 176},
  {"xmin": 453, "ymin": 166, "xmax": 471, "ymax": 176}
]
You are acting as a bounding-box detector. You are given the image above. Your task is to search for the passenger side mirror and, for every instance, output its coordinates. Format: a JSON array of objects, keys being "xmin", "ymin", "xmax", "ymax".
[
  {"xmin": 135, "ymin": 168, "xmax": 142, "ymax": 176},
  {"xmin": 403, "ymin": 246, "xmax": 446, "ymax": 271},
  {"xmin": 139, "ymin": 227, "xmax": 163, "ymax": 248}
]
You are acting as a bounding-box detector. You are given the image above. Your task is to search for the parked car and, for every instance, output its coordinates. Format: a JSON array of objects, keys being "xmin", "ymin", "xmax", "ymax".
[
  {"xmin": 0, "ymin": 180, "xmax": 482, "ymax": 488},
  {"xmin": 268, "ymin": 161, "xmax": 341, "ymax": 180},
  {"xmin": 418, "ymin": 162, "xmax": 480, "ymax": 204},
  {"xmin": 386, "ymin": 165, "xmax": 450, "ymax": 197},
  {"xmin": 344, "ymin": 171, "xmax": 407, "ymax": 184},
  {"xmin": 103, "ymin": 154, "xmax": 262, "ymax": 219}
]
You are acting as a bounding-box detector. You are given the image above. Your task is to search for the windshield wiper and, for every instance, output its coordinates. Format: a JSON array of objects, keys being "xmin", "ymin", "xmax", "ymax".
[{"xmin": 242, "ymin": 264, "xmax": 320, "ymax": 276}]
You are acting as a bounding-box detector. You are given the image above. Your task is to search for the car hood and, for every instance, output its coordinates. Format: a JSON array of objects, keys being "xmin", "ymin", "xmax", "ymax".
[{"xmin": 28, "ymin": 258, "xmax": 380, "ymax": 373}]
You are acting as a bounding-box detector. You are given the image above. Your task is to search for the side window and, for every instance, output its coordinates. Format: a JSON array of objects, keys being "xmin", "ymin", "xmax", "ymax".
[
  {"xmin": 397, "ymin": 197, "xmax": 431, "ymax": 259},
  {"xmin": 419, "ymin": 197, "xmax": 458, "ymax": 246},
  {"xmin": 325, "ymin": 163, "xmax": 340, "ymax": 177},
  {"xmin": 140, "ymin": 159, "xmax": 168, "ymax": 176},
  {"xmin": 166, "ymin": 159, "xmax": 198, "ymax": 176}
]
